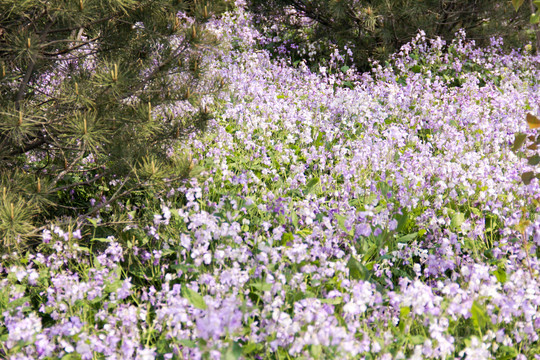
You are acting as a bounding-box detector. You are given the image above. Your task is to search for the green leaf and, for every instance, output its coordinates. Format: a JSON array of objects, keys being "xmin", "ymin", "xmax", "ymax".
[
  {"xmin": 511, "ymin": 133, "xmax": 527, "ymax": 152},
  {"xmin": 492, "ymin": 266, "xmax": 507, "ymax": 284},
  {"xmin": 320, "ymin": 297, "xmax": 342, "ymax": 305},
  {"xmin": 450, "ymin": 212, "xmax": 465, "ymax": 230},
  {"xmin": 340, "ymin": 65, "xmax": 350, "ymax": 72},
  {"xmin": 397, "ymin": 232, "xmax": 418, "ymax": 243},
  {"xmin": 470, "ymin": 207, "xmax": 482, "ymax": 217},
  {"xmin": 400, "ymin": 306, "xmax": 411, "ymax": 318},
  {"xmin": 531, "ymin": 13, "xmax": 540, "ymax": 24},
  {"xmin": 250, "ymin": 281, "xmax": 273, "ymax": 292},
  {"xmin": 296, "ymin": 228, "xmax": 312, "ymax": 238},
  {"xmin": 395, "ymin": 210, "xmax": 409, "ymax": 232},
  {"xmin": 347, "ymin": 256, "xmax": 370, "ymax": 281},
  {"xmin": 521, "ymin": 171, "xmax": 536, "ymax": 185},
  {"xmin": 243, "ymin": 342, "xmax": 263, "ymax": 355},
  {"xmin": 7, "ymin": 296, "xmax": 31, "ymax": 309},
  {"xmin": 310, "ymin": 344, "xmax": 322, "ymax": 358},
  {"xmin": 399, "ymin": 306, "xmax": 410, "ymax": 332},
  {"xmin": 528, "ymin": 154, "xmax": 540, "ymax": 165},
  {"xmin": 178, "ymin": 339, "xmax": 197, "ymax": 348},
  {"xmin": 512, "ymin": 0, "xmax": 525, "ymax": 11},
  {"xmin": 305, "ymin": 177, "xmax": 320, "ymax": 194},
  {"xmin": 410, "ymin": 335, "xmax": 425, "ymax": 345},
  {"xmin": 243, "ymin": 342, "xmax": 262, "ymax": 355},
  {"xmin": 223, "ymin": 342, "xmax": 243, "ymax": 360},
  {"xmin": 471, "ymin": 301, "xmax": 488, "ymax": 332},
  {"xmin": 182, "ymin": 287, "xmax": 207, "ymax": 310},
  {"xmin": 291, "ymin": 212, "xmax": 298, "ymax": 228},
  {"xmin": 343, "ymin": 81, "xmax": 354, "ymax": 89}
]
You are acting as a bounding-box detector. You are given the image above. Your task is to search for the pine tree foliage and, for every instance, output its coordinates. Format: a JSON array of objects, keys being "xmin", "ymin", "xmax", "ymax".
[
  {"xmin": 249, "ymin": 0, "xmax": 532, "ymax": 70},
  {"xmin": 0, "ymin": 0, "xmax": 228, "ymax": 248}
]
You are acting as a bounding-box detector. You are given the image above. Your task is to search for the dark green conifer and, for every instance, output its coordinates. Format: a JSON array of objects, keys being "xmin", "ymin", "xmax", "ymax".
[
  {"xmin": 249, "ymin": 0, "xmax": 532, "ymax": 70},
  {"xmin": 0, "ymin": 0, "xmax": 228, "ymax": 248}
]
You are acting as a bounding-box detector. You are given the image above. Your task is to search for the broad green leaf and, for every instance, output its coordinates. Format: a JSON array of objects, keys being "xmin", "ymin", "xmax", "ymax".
[
  {"xmin": 512, "ymin": 0, "xmax": 525, "ymax": 11},
  {"xmin": 531, "ymin": 13, "xmax": 540, "ymax": 24},
  {"xmin": 399, "ymin": 306, "xmax": 410, "ymax": 332},
  {"xmin": 470, "ymin": 207, "xmax": 482, "ymax": 217},
  {"xmin": 347, "ymin": 256, "xmax": 370, "ymax": 280},
  {"xmin": 320, "ymin": 297, "xmax": 342, "ymax": 305},
  {"xmin": 161, "ymin": 249, "xmax": 175, "ymax": 256},
  {"xmin": 471, "ymin": 301, "xmax": 488, "ymax": 331},
  {"xmin": 343, "ymin": 81, "xmax": 354, "ymax": 89},
  {"xmin": 528, "ymin": 154, "xmax": 540, "ymax": 165},
  {"xmin": 511, "ymin": 133, "xmax": 527, "ymax": 152},
  {"xmin": 305, "ymin": 177, "xmax": 320, "ymax": 194},
  {"xmin": 296, "ymin": 228, "xmax": 312, "ymax": 238},
  {"xmin": 310, "ymin": 344, "xmax": 322, "ymax": 358},
  {"xmin": 242, "ymin": 342, "xmax": 263, "ymax": 355},
  {"xmin": 400, "ymin": 306, "xmax": 411, "ymax": 318},
  {"xmin": 179, "ymin": 339, "xmax": 197, "ymax": 348},
  {"xmin": 182, "ymin": 287, "xmax": 207, "ymax": 310},
  {"xmin": 223, "ymin": 342, "xmax": 243, "ymax": 360},
  {"xmin": 291, "ymin": 212, "xmax": 299, "ymax": 228},
  {"xmin": 340, "ymin": 65, "xmax": 350, "ymax": 72},
  {"xmin": 492, "ymin": 266, "xmax": 507, "ymax": 284},
  {"xmin": 521, "ymin": 171, "xmax": 536, "ymax": 185},
  {"xmin": 397, "ymin": 232, "xmax": 418, "ymax": 243},
  {"xmin": 250, "ymin": 281, "xmax": 273, "ymax": 292},
  {"xmin": 7, "ymin": 296, "xmax": 31, "ymax": 310},
  {"xmin": 395, "ymin": 210, "xmax": 409, "ymax": 232},
  {"xmin": 243, "ymin": 342, "xmax": 263, "ymax": 355},
  {"xmin": 450, "ymin": 212, "xmax": 465, "ymax": 230}
]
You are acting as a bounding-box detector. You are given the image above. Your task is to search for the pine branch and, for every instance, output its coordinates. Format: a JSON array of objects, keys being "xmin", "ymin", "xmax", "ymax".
[
  {"xmin": 50, "ymin": 172, "xmax": 108, "ymax": 193},
  {"xmin": 14, "ymin": 18, "xmax": 56, "ymax": 108},
  {"xmin": 41, "ymin": 36, "xmax": 101, "ymax": 57}
]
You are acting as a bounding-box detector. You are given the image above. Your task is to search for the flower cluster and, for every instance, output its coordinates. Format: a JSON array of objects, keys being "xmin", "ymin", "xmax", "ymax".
[{"xmin": 2, "ymin": 6, "xmax": 540, "ymax": 360}]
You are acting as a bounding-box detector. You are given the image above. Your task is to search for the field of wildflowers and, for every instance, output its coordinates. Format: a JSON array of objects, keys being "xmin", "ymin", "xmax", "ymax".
[{"xmin": 2, "ymin": 4, "xmax": 540, "ymax": 360}]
